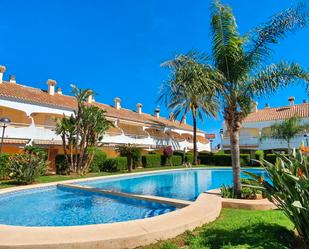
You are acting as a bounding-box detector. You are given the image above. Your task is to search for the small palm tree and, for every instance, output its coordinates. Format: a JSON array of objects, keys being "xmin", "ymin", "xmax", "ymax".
[
  {"xmin": 159, "ymin": 52, "xmax": 221, "ymax": 165},
  {"xmin": 116, "ymin": 144, "xmax": 141, "ymax": 172},
  {"xmin": 261, "ymin": 117, "xmax": 309, "ymax": 152},
  {"xmin": 210, "ymin": 0, "xmax": 309, "ymax": 196}
]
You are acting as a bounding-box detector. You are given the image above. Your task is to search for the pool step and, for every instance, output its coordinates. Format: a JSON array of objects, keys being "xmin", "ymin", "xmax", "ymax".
[{"xmin": 58, "ymin": 183, "xmax": 192, "ymax": 208}]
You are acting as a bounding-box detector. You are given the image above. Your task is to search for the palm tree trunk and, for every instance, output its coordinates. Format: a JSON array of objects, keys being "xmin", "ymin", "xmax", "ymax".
[
  {"xmin": 192, "ymin": 113, "xmax": 198, "ymax": 165},
  {"xmin": 128, "ymin": 156, "xmax": 133, "ymax": 173},
  {"xmin": 229, "ymin": 129, "xmax": 241, "ymax": 197}
]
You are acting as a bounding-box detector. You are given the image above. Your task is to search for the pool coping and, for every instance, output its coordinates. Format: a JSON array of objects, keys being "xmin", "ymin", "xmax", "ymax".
[{"xmin": 0, "ymin": 167, "xmax": 265, "ymax": 249}]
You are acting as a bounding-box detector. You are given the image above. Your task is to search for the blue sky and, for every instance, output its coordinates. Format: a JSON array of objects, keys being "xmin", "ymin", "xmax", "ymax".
[{"xmin": 0, "ymin": 0, "xmax": 308, "ymax": 146}]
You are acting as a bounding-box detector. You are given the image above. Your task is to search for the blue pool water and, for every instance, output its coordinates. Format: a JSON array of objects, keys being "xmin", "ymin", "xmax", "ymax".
[
  {"xmin": 0, "ymin": 168, "xmax": 267, "ymax": 227},
  {"xmin": 78, "ymin": 168, "xmax": 268, "ymax": 201}
]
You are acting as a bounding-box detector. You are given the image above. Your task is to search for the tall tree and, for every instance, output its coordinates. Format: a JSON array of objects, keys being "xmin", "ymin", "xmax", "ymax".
[
  {"xmin": 55, "ymin": 85, "xmax": 111, "ymax": 175},
  {"xmin": 210, "ymin": 0, "xmax": 309, "ymax": 196},
  {"xmin": 261, "ymin": 116, "xmax": 309, "ymax": 152},
  {"xmin": 160, "ymin": 52, "xmax": 221, "ymax": 164}
]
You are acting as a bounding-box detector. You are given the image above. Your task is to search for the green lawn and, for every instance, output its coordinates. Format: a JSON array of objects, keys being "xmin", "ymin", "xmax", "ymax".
[
  {"xmin": 138, "ymin": 208, "xmax": 301, "ymax": 249},
  {"xmin": 0, "ymin": 165, "xmax": 190, "ymax": 189}
]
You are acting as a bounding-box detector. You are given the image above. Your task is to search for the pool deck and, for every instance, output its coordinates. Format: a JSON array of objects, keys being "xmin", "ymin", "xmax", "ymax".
[{"xmin": 0, "ymin": 167, "xmax": 273, "ymax": 249}]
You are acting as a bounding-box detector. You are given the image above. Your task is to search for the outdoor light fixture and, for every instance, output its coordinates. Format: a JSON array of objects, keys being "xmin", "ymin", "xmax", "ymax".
[{"xmin": 0, "ymin": 117, "xmax": 11, "ymax": 154}]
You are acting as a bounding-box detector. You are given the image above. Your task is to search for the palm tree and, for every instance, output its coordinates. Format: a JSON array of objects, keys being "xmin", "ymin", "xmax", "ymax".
[
  {"xmin": 261, "ymin": 116, "xmax": 309, "ymax": 152},
  {"xmin": 159, "ymin": 52, "xmax": 221, "ymax": 165},
  {"xmin": 210, "ymin": 0, "xmax": 309, "ymax": 196}
]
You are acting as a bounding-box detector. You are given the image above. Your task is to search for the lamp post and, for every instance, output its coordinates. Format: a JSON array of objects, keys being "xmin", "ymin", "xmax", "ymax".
[{"xmin": 0, "ymin": 117, "xmax": 11, "ymax": 154}]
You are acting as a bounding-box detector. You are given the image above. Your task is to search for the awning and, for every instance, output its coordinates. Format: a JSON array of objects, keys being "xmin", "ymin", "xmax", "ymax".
[
  {"xmin": 106, "ymin": 126, "xmax": 123, "ymax": 136},
  {"xmin": 205, "ymin": 134, "xmax": 216, "ymax": 139},
  {"xmin": 182, "ymin": 133, "xmax": 193, "ymax": 142},
  {"xmin": 166, "ymin": 131, "xmax": 185, "ymax": 142},
  {"xmin": 2, "ymin": 138, "xmax": 29, "ymax": 145},
  {"xmin": 197, "ymin": 135, "xmax": 209, "ymax": 144},
  {"xmin": 118, "ymin": 123, "xmax": 148, "ymax": 138},
  {"xmin": 145, "ymin": 128, "xmax": 169, "ymax": 139},
  {"xmin": 33, "ymin": 139, "xmax": 63, "ymax": 145}
]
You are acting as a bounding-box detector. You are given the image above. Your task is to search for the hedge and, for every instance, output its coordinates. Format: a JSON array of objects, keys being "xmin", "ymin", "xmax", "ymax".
[
  {"xmin": 253, "ymin": 150, "xmax": 264, "ymax": 166},
  {"xmin": 213, "ymin": 154, "xmax": 251, "ymax": 166},
  {"xmin": 264, "ymin": 154, "xmax": 289, "ymax": 164},
  {"xmin": 142, "ymin": 154, "xmax": 161, "ymax": 168},
  {"xmin": 101, "ymin": 157, "xmax": 127, "ymax": 172},
  {"xmin": 185, "ymin": 154, "xmax": 194, "ymax": 164},
  {"xmin": 90, "ymin": 149, "xmax": 107, "ymax": 172},
  {"xmin": 0, "ymin": 153, "xmax": 10, "ymax": 179},
  {"xmin": 198, "ymin": 154, "xmax": 214, "ymax": 165},
  {"xmin": 171, "ymin": 155, "xmax": 182, "ymax": 166}
]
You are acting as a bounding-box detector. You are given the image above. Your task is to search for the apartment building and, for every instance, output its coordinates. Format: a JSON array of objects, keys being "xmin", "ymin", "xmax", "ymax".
[
  {"xmin": 221, "ymin": 97, "xmax": 309, "ymax": 153},
  {"xmin": 0, "ymin": 66, "xmax": 213, "ymax": 170}
]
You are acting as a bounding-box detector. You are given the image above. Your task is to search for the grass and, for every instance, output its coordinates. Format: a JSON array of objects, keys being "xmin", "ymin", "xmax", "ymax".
[
  {"xmin": 138, "ymin": 208, "xmax": 301, "ymax": 249},
  {"xmin": 0, "ymin": 165, "xmax": 197, "ymax": 189}
]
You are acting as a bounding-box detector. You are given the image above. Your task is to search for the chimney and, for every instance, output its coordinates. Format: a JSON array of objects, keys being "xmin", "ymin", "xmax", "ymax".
[
  {"xmin": 288, "ymin": 96, "xmax": 295, "ymax": 106},
  {"xmin": 136, "ymin": 103, "xmax": 142, "ymax": 114},
  {"xmin": 0, "ymin": 65, "xmax": 6, "ymax": 84},
  {"xmin": 265, "ymin": 103, "xmax": 270, "ymax": 109},
  {"xmin": 46, "ymin": 79, "xmax": 57, "ymax": 96},
  {"xmin": 303, "ymin": 99, "xmax": 308, "ymax": 104},
  {"xmin": 114, "ymin": 97, "xmax": 121, "ymax": 110},
  {"xmin": 9, "ymin": 75, "xmax": 16, "ymax": 84},
  {"xmin": 87, "ymin": 94, "xmax": 93, "ymax": 104},
  {"xmin": 154, "ymin": 108, "xmax": 160, "ymax": 118},
  {"xmin": 56, "ymin": 87, "xmax": 62, "ymax": 95},
  {"xmin": 251, "ymin": 101, "xmax": 258, "ymax": 113}
]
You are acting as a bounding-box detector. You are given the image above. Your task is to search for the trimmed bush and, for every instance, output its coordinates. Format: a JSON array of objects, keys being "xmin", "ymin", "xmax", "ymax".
[
  {"xmin": 55, "ymin": 155, "xmax": 69, "ymax": 175},
  {"xmin": 0, "ymin": 153, "xmax": 9, "ymax": 179},
  {"xmin": 174, "ymin": 151, "xmax": 185, "ymax": 163},
  {"xmin": 198, "ymin": 154, "xmax": 214, "ymax": 165},
  {"xmin": 213, "ymin": 154, "xmax": 251, "ymax": 166},
  {"xmin": 142, "ymin": 154, "xmax": 161, "ymax": 168},
  {"xmin": 171, "ymin": 155, "xmax": 182, "ymax": 166},
  {"xmin": 185, "ymin": 154, "xmax": 194, "ymax": 164},
  {"xmin": 8, "ymin": 153, "xmax": 48, "ymax": 184},
  {"xmin": 101, "ymin": 157, "xmax": 127, "ymax": 172},
  {"xmin": 254, "ymin": 150, "xmax": 264, "ymax": 166},
  {"xmin": 90, "ymin": 149, "xmax": 107, "ymax": 172}
]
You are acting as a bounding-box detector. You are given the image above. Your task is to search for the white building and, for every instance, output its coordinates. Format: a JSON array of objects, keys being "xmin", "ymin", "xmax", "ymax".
[
  {"xmin": 221, "ymin": 97, "xmax": 309, "ymax": 152},
  {"xmin": 0, "ymin": 66, "xmax": 213, "ymax": 170}
]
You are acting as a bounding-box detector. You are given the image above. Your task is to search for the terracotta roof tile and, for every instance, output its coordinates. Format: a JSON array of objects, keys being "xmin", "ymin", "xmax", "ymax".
[
  {"xmin": 243, "ymin": 103, "xmax": 309, "ymax": 123},
  {"xmin": 0, "ymin": 82, "xmax": 206, "ymax": 133}
]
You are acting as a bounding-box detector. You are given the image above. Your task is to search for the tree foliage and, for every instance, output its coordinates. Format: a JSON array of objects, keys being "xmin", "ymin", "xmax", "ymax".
[{"xmin": 55, "ymin": 85, "xmax": 111, "ymax": 175}]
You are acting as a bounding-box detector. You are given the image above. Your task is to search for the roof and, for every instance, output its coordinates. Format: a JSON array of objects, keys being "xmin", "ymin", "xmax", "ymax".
[
  {"xmin": 0, "ymin": 82, "xmax": 209, "ymax": 133},
  {"xmin": 243, "ymin": 103, "xmax": 309, "ymax": 123}
]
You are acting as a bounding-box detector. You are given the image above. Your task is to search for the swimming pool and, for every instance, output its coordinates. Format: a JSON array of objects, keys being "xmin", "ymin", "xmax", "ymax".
[
  {"xmin": 0, "ymin": 168, "xmax": 267, "ymax": 227},
  {"xmin": 77, "ymin": 168, "xmax": 268, "ymax": 201}
]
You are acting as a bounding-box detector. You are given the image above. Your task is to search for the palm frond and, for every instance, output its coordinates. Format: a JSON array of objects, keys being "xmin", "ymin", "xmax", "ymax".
[
  {"xmin": 245, "ymin": 2, "xmax": 308, "ymax": 67},
  {"xmin": 211, "ymin": 0, "xmax": 246, "ymax": 83},
  {"xmin": 248, "ymin": 61, "xmax": 309, "ymax": 97}
]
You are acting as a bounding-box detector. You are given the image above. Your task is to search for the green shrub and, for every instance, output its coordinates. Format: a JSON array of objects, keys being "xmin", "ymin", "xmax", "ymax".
[
  {"xmin": 198, "ymin": 154, "xmax": 214, "ymax": 165},
  {"xmin": 55, "ymin": 155, "xmax": 69, "ymax": 175},
  {"xmin": 245, "ymin": 151, "xmax": 309, "ymax": 242},
  {"xmin": 0, "ymin": 153, "xmax": 9, "ymax": 179},
  {"xmin": 253, "ymin": 150, "xmax": 264, "ymax": 166},
  {"xmin": 24, "ymin": 145, "xmax": 47, "ymax": 160},
  {"xmin": 101, "ymin": 157, "xmax": 127, "ymax": 172},
  {"xmin": 173, "ymin": 151, "xmax": 185, "ymax": 163},
  {"xmin": 142, "ymin": 154, "xmax": 161, "ymax": 168},
  {"xmin": 8, "ymin": 153, "xmax": 48, "ymax": 184},
  {"xmin": 213, "ymin": 154, "xmax": 232, "ymax": 166},
  {"xmin": 265, "ymin": 154, "xmax": 278, "ymax": 164},
  {"xmin": 171, "ymin": 155, "xmax": 182, "ymax": 166},
  {"xmin": 213, "ymin": 154, "xmax": 250, "ymax": 166},
  {"xmin": 185, "ymin": 154, "xmax": 194, "ymax": 164},
  {"xmin": 89, "ymin": 149, "xmax": 107, "ymax": 172}
]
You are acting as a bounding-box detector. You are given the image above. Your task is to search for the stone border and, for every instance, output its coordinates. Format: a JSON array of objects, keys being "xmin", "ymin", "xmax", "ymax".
[
  {"xmin": 0, "ymin": 168, "xmax": 224, "ymax": 249},
  {"xmin": 0, "ymin": 193, "xmax": 221, "ymax": 249},
  {"xmin": 206, "ymin": 189, "xmax": 276, "ymax": 210}
]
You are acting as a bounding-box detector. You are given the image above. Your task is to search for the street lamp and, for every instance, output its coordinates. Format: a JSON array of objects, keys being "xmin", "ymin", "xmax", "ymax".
[{"xmin": 0, "ymin": 117, "xmax": 11, "ymax": 154}]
